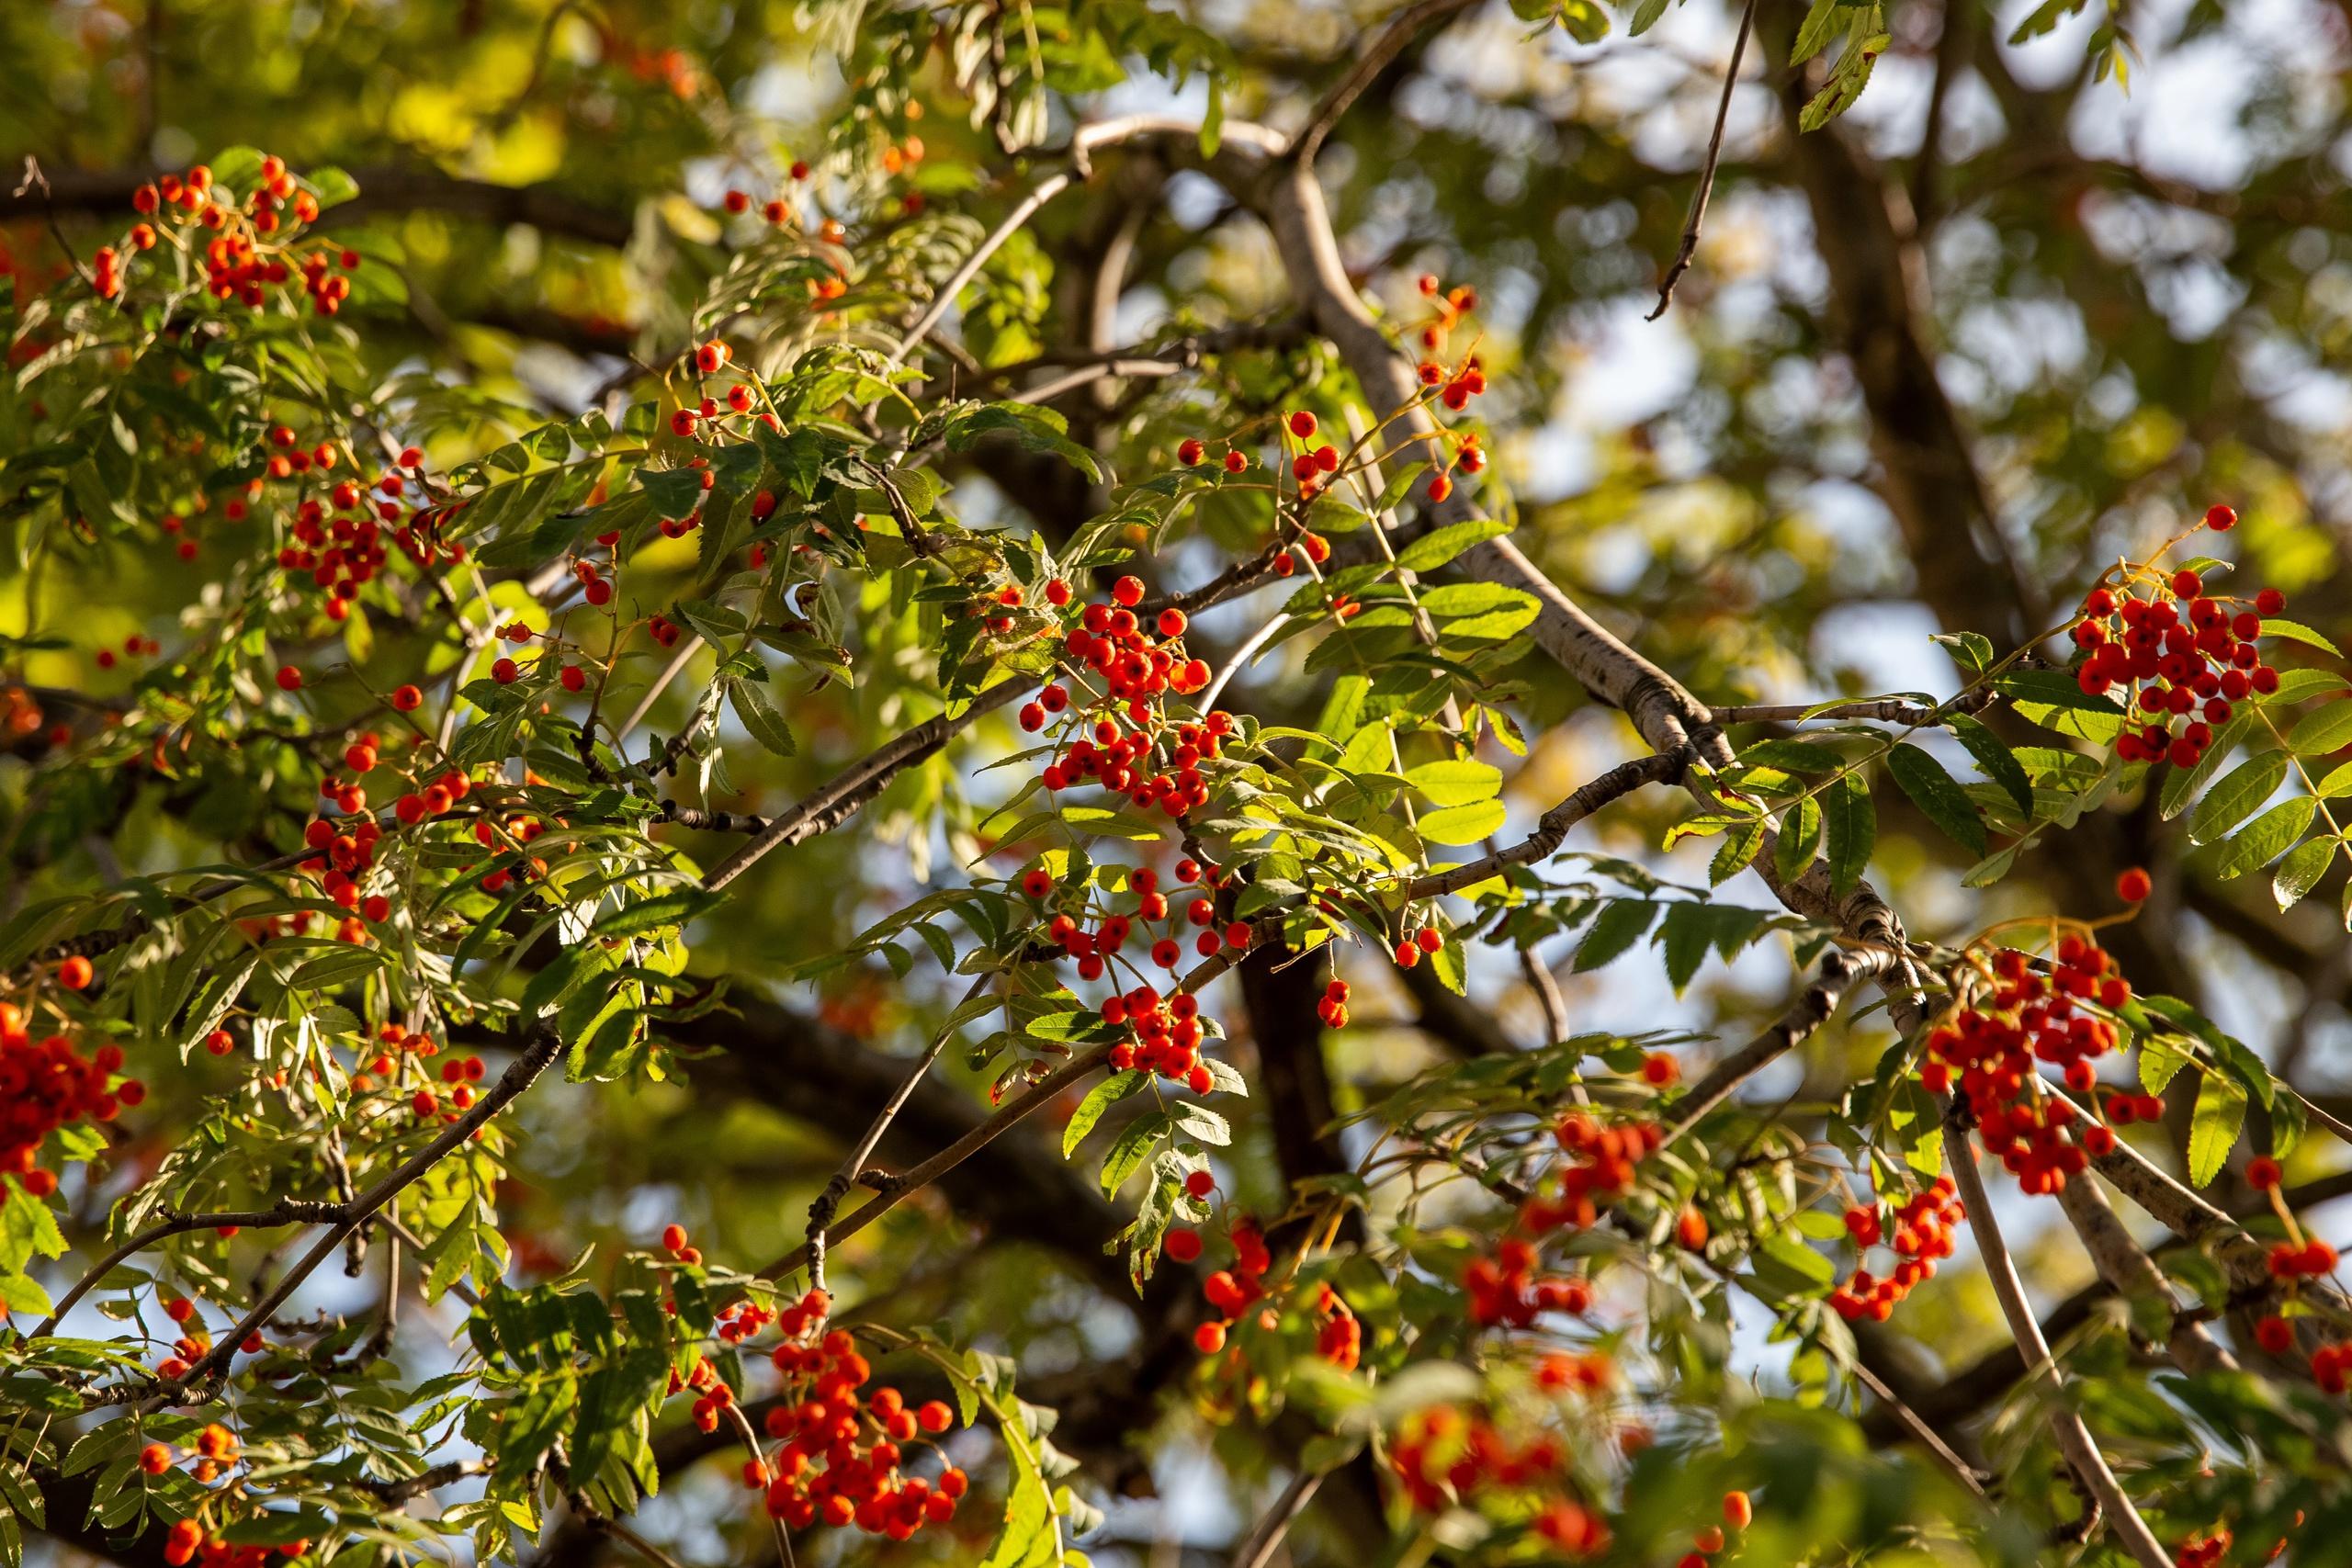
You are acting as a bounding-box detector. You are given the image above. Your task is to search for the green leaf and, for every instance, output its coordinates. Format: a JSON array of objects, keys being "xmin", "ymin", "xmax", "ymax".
[
  {"xmin": 2273, "ymin": 836, "xmax": 2336, "ymax": 911},
  {"xmin": 1884, "ymin": 743, "xmax": 1984, "ymax": 855},
  {"xmin": 1945, "ymin": 715, "xmax": 2033, "ymax": 817},
  {"xmin": 1710, "ymin": 816, "xmax": 1766, "ymax": 886},
  {"xmin": 1572, "ymin": 899, "xmax": 1656, "ymax": 971},
  {"xmin": 1097, "ymin": 1111, "xmax": 1170, "ymax": 1197},
  {"xmin": 1821, "ymin": 771, "xmax": 1875, "ymax": 898},
  {"xmin": 2188, "ymin": 750, "xmax": 2287, "ymax": 844},
  {"xmin": 728, "ymin": 678, "xmax": 797, "ymax": 757},
  {"xmin": 594, "ymin": 890, "xmax": 718, "ymax": 939},
  {"xmin": 1417, "ymin": 798, "xmax": 1506, "ymax": 845},
  {"xmin": 2159, "ymin": 711, "xmax": 2253, "ymax": 819},
  {"xmin": 2211, "ymin": 796, "xmax": 2316, "ymax": 881},
  {"xmin": 1403, "ymin": 759, "xmax": 1500, "ymax": 807},
  {"xmin": 2187, "ymin": 1072, "xmax": 2245, "ymax": 1188},
  {"xmin": 1394, "ymin": 519, "xmax": 1511, "ymax": 574},
  {"xmin": 2260, "ymin": 617, "xmax": 2337, "ymax": 654},
  {"xmin": 1736, "ymin": 739, "xmax": 1846, "ymax": 774},
  {"xmin": 1774, "ymin": 795, "xmax": 1820, "ymax": 885},
  {"xmin": 1063, "ymin": 1071, "xmax": 1148, "ymax": 1157},
  {"xmin": 2285, "ymin": 701, "xmax": 2352, "ymax": 756}
]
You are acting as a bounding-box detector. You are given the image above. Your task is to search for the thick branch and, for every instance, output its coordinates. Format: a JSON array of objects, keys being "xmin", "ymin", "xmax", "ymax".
[{"xmin": 1937, "ymin": 1097, "xmax": 2170, "ymax": 1567}]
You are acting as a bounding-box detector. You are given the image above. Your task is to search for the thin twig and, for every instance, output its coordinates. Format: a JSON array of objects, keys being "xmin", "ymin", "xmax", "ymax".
[
  {"xmin": 1646, "ymin": 0, "xmax": 1758, "ymax": 321},
  {"xmin": 1290, "ymin": 0, "xmax": 1480, "ymax": 166}
]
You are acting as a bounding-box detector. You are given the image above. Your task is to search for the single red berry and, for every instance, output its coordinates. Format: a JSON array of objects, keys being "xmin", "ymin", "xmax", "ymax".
[
  {"xmin": 1164, "ymin": 1228, "xmax": 1203, "ymax": 1263},
  {"xmin": 2115, "ymin": 867, "xmax": 2153, "ymax": 903},
  {"xmin": 1193, "ymin": 1320, "xmax": 1227, "ymax": 1353},
  {"xmin": 1178, "ymin": 438, "xmax": 1204, "ymax": 466},
  {"xmin": 2204, "ymin": 503, "xmax": 2236, "ymax": 531},
  {"xmin": 2246, "ymin": 1156, "xmax": 2282, "ymax": 1190},
  {"xmin": 275, "ymin": 665, "xmax": 303, "ymax": 691},
  {"xmin": 1286, "ymin": 411, "xmax": 1317, "ymax": 439},
  {"xmin": 58, "ymin": 954, "xmax": 94, "ymax": 990}
]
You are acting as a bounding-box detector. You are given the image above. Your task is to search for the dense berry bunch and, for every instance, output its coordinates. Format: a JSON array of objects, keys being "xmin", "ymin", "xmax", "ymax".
[
  {"xmin": 1387, "ymin": 1404, "xmax": 1612, "ymax": 1556},
  {"xmin": 104, "ymin": 157, "xmax": 353, "ymax": 315},
  {"xmin": 1827, "ymin": 1179, "xmax": 1963, "ymax": 1322},
  {"xmin": 1920, "ymin": 938, "xmax": 2130, "ymax": 1192},
  {"xmin": 1524, "ymin": 1113, "xmax": 1665, "ymax": 1234},
  {"xmin": 1029, "ymin": 575, "xmax": 1218, "ymax": 808},
  {"xmin": 756, "ymin": 1303, "xmax": 964, "ymax": 1538},
  {"xmin": 0, "ymin": 1004, "xmax": 136, "ymax": 1197},
  {"xmin": 2069, "ymin": 507, "xmax": 2286, "ymax": 770},
  {"xmin": 1464, "ymin": 1236, "xmax": 1595, "ymax": 1329}
]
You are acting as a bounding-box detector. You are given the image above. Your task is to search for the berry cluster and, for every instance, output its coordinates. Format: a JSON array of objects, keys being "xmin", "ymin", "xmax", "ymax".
[
  {"xmin": 1464, "ymin": 1236, "xmax": 1594, "ymax": 1329},
  {"xmin": 151, "ymin": 1295, "xmax": 221, "ymax": 1380},
  {"xmin": 1523, "ymin": 1113, "xmax": 1665, "ymax": 1235},
  {"xmin": 1192, "ymin": 1217, "xmax": 1272, "ymax": 1354},
  {"xmin": 276, "ymin": 448, "xmax": 451, "ymax": 617},
  {"xmin": 2069, "ymin": 505, "xmax": 2288, "ymax": 771},
  {"xmin": 103, "ymin": 156, "xmax": 355, "ymax": 316},
  {"xmin": 1388, "ymin": 1404, "xmax": 1609, "ymax": 1554},
  {"xmin": 163, "ymin": 1521, "xmax": 300, "ymax": 1568},
  {"xmin": 1920, "ymin": 938, "xmax": 2131, "ymax": 1192},
  {"xmin": 755, "ymin": 1305, "xmax": 964, "ymax": 1538},
  {"xmin": 1, "ymin": 1004, "xmax": 137, "ymax": 1197},
  {"xmin": 1827, "ymin": 1179, "xmax": 1963, "ymax": 1323},
  {"xmin": 1670, "ymin": 1491, "xmax": 1755, "ymax": 1568}
]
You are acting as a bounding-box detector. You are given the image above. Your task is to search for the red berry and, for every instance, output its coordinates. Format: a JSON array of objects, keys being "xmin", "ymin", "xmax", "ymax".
[
  {"xmin": 2204, "ymin": 503, "xmax": 2236, "ymax": 531},
  {"xmin": 1286, "ymin": 411, "xmax": 1317, "ymax": 439},
  {"xmin": 275, "ymin": 665, "xmax": 303, "ymax": 691},
  {"xmin": 1193, "ymin": 1320, "xmax": 1227, "ymax": 1353},
  {"xmin": 1164, "ymin": 1228, "xmax": 1203, "ymax": 1263},
  {"xmin": 58, "ymin": 955, "xmax": 93, "ymax": 990},
  {"xmin": 2115, "ymin": 867, "xmax": 2152, "ymax": 903}
]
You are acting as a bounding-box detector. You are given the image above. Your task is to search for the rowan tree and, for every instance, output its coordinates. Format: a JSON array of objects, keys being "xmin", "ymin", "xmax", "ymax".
[{"xmin": 4, "ymin": 3, "xmax": 2351, "ymax": 1567}]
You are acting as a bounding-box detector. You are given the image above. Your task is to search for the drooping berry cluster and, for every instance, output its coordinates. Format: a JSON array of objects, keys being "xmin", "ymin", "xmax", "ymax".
[
  {"xmin": 1387, "ymin": 1404, "xmax": 1611, "ymax": 1555},
  {"xmin": 1465, "ymin": 1236, "xmax": 1596, "ymax": 1329},
  {"xmin": 1522, "ymin": 1113, "xmax": 1665, "ymax": 1235},
  {"xmin": 754, "ymin": 1299, "xmax": 965, "ymax": 1538},
  {"xmin": 2069, "ymin": 505, "xmax": 2288, "ymax": 771},
  {"xmin": 1827, "ymin": 1179, "xmax": 1963, "ymax": 1323},
  {"xmin": 105, "ymin": 156, "xmax": 354, "ymax": 315},
  {"xmin": 1191, "ymin": 1216, "xmax": 1272, "ymax": 1354},
  {"xmin": 1029, "ymin": 575, "xmax": 1216, "ymax": 796},
  {"xmin": 1920, "ymin": 938, "xmax": 2132, "ymax": 1192},
  {"xmin": 0, "ymin": 1004, "xmax": 137, "ymax": 1198}
]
